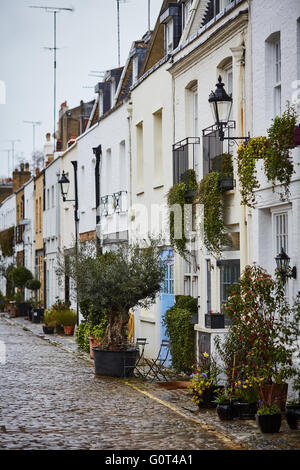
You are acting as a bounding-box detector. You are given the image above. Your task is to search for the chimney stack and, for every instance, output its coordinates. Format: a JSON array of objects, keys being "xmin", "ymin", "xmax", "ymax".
[{"xmin": 12, "ymin": 162, "xmax": 31, "ymax": 192}]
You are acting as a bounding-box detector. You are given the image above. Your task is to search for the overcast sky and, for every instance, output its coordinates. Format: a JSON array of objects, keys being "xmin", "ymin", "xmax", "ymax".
[{"xmin": 0, "ymin": 0, "xmax": 163, "ymax": 178}]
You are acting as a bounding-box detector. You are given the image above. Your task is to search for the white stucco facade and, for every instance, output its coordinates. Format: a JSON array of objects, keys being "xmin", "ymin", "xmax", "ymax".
[{"xmin": 251, "ymin": 0, "xmax": 300, "ymax": 302}]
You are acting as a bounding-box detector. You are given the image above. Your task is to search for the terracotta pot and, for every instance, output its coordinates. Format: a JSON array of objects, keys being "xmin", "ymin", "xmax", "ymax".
[
  {"xmin": 259, "ymin": 383, "xmax": 288, "ymax": 412},
  {"xmin": 89, "ymin": 336, "xmax": 100, "ymax": 359},
  {"xmin": 63, "ymin": 325, "xmax": 75, "ymax": 336}
]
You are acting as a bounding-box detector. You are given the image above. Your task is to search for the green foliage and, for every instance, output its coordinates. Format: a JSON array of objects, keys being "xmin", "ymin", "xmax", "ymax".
[
  {"xmin": 9, "ymin": 266, "xmax": 33, "ymax": 289},
  {"xmin": 26, "ymin": 279, "xmax": 41, "ymax": 291},
  {"xmin": 13, "ymin": 291, "xmax": 23, "ymax": 305},
  {"xmin": 188, "ymin": 352, "xmax": 220, "ymax": 405},
  {"xmin": 237, "ymin": 103, "xmax": 298, "ymax": 206},
  {"xmin": 43, "ymin": 309, "xmax": 57, "ymax": 327},
  {"xmin": 53, "ymin": 308, "xmax": 77, "ymax": 326},
  {"xmin": 163, "ymin": 295, "xmax": 197, "ymax": 373},
  {"xmin": 75, "ymin": 322, "xmax": 90, "ymax": 353},
  {"xmin": 237, "ymin": 137, "xmax": 267, "ymax": 207},
  {"xmin": 264, "ymin": 103, "xmax": 297, "ymax": 201},
  {"xmin": 257, "ymin": 404, "xmax": 281, "ymax": 415},
  {"xmin": 167, "ymin": 170, "xmax": 197, "ymax": 258},
  {"xmin": 0, "ymin": 227, "xmax": 14, "ymax": 258},
  {"xmin": 197, "ymin": 172, "xmax": 227, "ymax": 255},
  {"xmin": 174, "ymin": 295, "xmax": 198, "ymax": 313},
  {"xmin": 215, "ymin": 264, "xmax": 300, "ymax": 385}
]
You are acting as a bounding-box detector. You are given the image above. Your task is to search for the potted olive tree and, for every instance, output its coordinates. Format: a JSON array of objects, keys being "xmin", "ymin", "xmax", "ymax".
[
  {"xmin": 8, "ymin": 266, "xmax": 33, "ymax": 317},
  {"xmin": 58, "ymin": 239, "xmax": 165, "ymax": 377}
]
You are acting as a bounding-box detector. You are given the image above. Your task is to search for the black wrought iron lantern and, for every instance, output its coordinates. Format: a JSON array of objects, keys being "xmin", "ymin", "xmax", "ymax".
[
  {"xmin": 208, "ymin": 75, "xmax": 232, "ymax": 139},
  {"xmin": 58, "ymin": 170, "xmax": 70, "ymax": 201},
  {"xmin": 275, "ymin": 248, "xmax": 297, "ymax": 279}
]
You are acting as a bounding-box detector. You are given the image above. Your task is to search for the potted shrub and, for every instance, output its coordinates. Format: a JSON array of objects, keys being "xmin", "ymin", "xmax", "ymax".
[
  {"xmin": 8, "ymin": 266, "xmax": 33, "ymax": 317},
  {"xmin": 25, "ymin": 279, "xmax": 41, "ymax": 318},
  {"xmin": 57, "ymin": 239, "xmax": 165, "ymax": 377},
  {"xmin": 215, "ymin": 265, "xmax": 300, "ymax": 414},
  {"xmin": 50, "ymin": 299, "xmax": 71, "ymax": 334},
  {"xmin": 54, "ymin": 308, "xmax": 77, "ymax": 336},
  {"xmin": 42, "ymin": 309, "xmax": 56, "ymax": 334},
  {"xmin": 256, "ymin": 404, "xmax": 282, "ymax": 434},
  {"xmin": 188, "ymin": 352, "xmax": 221, "ymax": 409}
]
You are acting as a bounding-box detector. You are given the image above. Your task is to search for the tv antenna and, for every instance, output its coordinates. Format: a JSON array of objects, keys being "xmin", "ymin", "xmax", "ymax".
[
  {"xmin": 29, "ymin": 6, "xmax": 74, "ymax": 149},
  {"xmin": 116, "ymin": 0, "xmax": 130, "ymax": 67},
  {"xmin": 23, "ymin": 120, "xmax": 42, "ymax": 156}
]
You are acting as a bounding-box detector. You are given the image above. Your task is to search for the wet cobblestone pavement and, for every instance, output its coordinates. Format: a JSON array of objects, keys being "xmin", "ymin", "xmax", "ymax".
[{"xmin": 1, "ymin": 315, "xmax": 300, "ymax": 451}]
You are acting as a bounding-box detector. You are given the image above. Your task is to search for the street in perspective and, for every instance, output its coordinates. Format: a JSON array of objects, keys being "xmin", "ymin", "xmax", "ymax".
[{"xmin": 1, "ymin": 0, "xmax": 300, "ymax": 455}]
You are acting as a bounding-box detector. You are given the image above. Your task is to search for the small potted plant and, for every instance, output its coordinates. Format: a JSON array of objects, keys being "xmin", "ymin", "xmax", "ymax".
[
  {"xmin": 188, "ymin": 352, "xmax": 221, "ymax": 409},
  {"xmin": 255, "ymin": 404, "xmax": 282, "ymax": 434},
  {"xmin": 42, "ymin": 309, "xmax": 56, "ymax": 334},
  {"xmin": 214, "ymin": 386, "xmax": 235, "ymax": 421},
  {"xmin": 235, "ymin": 376, "xmax": 259, "ymax": 420},
  {"xmin": 205, "ymin": 310, "xmax": 225, "ymax": 329},
  {"xmin": 55, "ymin": 308, "xmax": 77, "ymax": 336}
]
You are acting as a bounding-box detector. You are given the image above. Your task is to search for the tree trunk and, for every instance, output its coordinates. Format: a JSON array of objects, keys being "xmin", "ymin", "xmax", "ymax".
[{"xmin": 102, "ymin": 310, "xmax": 130, "ymax": 350}]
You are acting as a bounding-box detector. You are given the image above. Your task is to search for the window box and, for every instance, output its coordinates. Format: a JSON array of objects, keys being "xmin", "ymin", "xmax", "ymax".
[
  {"xmin": 219, "ymin": 175, "xmax": 234, "ymax": 191},
  {"xmin": 205, "ymin": 313, "xmax": 225, "ymax": 329}
]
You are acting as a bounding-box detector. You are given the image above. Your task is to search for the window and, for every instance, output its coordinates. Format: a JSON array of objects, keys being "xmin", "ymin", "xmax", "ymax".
[
  {"xmin": 274, "ymin": 39, "xmax": 281, "ymax": 116},
  {"xmin": 165, "ymin": 19, "xmax": 174, "ymax": 54},
  {"xmin": 99, "ymin": 91, "xmax": 103, "ymax": 118},
  {"xmin": 182, "ymin": 0, "xmax": 192, "ymax": 29},
  {"xmin": 51, "ymin": 185, "xmax": 55, "ymax": 208},
  {"xmin": 110, "ymin": 79, "xmax": 115, "ymax": 108},
  {"xmin": 136, "ymin": 121, "xmax": 144, "ymax": 188},
  {"xmin": 47, "ymin": 188, "xmax": 50, "ymax": 210},
  {"xmin": 162, "ymin": 263, "xmax": 174, "ymax": 295},
  {"xmin": 153, "ymin": 109, "xmax": 163, "ymax": 182},
  {"xmin": 132, "ymin": 56, "xmax": 139, "ymax": 85},
  {"xmin": 219, "ymin": 259, "xmax": 240, "ymax": 311},
  {"xmin": 275, "ymin": 212, "xmax": 288, "ymax": 254},
  {"xmin": 184, "ymin": 253, "xmax": 198, "ymax": 298}
]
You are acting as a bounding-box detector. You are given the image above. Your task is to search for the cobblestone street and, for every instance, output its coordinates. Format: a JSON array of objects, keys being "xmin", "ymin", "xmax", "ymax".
[
  {"xmin": 1, "ymin": 316, "xmax": 300, "ymax": 452},
  {"xmin": 0, "ymin": 317, "xmax": 236, "ymax": 451}
]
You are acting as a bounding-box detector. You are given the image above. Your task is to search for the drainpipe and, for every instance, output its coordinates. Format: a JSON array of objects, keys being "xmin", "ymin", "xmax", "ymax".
[{"xmin": 93, "ymin": 145, "xmax": 102, "ymax": 254}]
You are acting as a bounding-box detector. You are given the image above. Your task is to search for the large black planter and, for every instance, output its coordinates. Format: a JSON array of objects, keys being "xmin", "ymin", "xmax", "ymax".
[
  {"xmin": 217, "ymin": 402, "xmax": 235, "ymax": 421},
  {"xmin": 197, "ymin": 386, "xmax": 222, "ymax": 409},
  {"xmin": 285, "ymin": 404, "xmax": 300, "ymax": 430},
  {"xmin": 256, "ymin": 413, "xmax": 282, "ymax": 433},
  {"xmin": 93, "ymin": 347, "xmax": 139, "ymax": 378},
  {"xmin": 238, "ymin": 402, "xmax": 258, "ymax": 420},
  {"xmin": 18, "ymin": 303, "xmax": 29, "ymax": 317}
]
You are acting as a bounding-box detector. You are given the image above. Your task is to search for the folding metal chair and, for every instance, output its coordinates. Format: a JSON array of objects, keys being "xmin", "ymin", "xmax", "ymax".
[
  {"xmin": 144, "ymin": 339, "xmax": 171, "ymax": 382},
  {"xmin": 123, "ymin": 337, "xmax": 148, "ymax": 379}
]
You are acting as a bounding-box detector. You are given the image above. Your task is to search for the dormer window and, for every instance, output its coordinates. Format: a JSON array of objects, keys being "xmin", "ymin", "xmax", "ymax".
[
  {"xmin": 99, "ymin": 90, "xmax": 103, "ymax": 118},
  {"xmin": 165, "ymin": 19, "xmax": 174, "ymax": 54},
  {"xmin": 110, "ymin": 78, "xmax": 115, "ymax": 107},
  {"xmin": 160, "ymin": 3, "xmax": 182, "ymax": 55},
  {"xmin": 132, "ymin": 55, "xmax": 139, "ymax": 84},
  {"xmin": 182, "ymin": 0, "xmax": 192, "ymax": 29}
]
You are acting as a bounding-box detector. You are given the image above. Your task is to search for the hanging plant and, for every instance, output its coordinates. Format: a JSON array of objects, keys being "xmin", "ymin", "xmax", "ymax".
[
  {"xmin": 167, "ymin": 169, "xmax": 197, "ymax": 258},
  {"xmin": 237, "ymin": 103, "xmax": 298, "ymax": 206},
  {"xmin": 196, "ymin": 172, "xmax": 227, "ymax": 255},
  {"xmin": 0, "ymin": 227, "xmax": 15, "ymax": 258},
  {"xmin": 237, "ymin": 136, "xmax": 268, "ymax": 207},
  {"xmin": 264, "ymin": 103, "xmax": 297, "ymax": 201}
]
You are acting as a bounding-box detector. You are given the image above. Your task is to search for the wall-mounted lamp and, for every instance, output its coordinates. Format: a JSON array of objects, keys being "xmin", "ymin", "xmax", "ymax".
[{"xmin": 275, "ymin": 248, "xmax": 297, "ymax": 280}]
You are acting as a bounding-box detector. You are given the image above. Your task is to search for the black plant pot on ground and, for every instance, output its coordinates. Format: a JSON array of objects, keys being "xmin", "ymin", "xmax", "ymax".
[
  {"xmin": 197, "ymin": 386, "xmax": 223, "ymax": 409},
  {"xmin": 18, "ymin": 302, "xmax": 29, "ymax": 317},
  {"xmin": 32, "ymin": 309, "xmax": 43, "ymax": 324},
  {"xmin": 216, "ymin": 402, "xmax": 235, "ymax": 421},
  {"xmin": 285, "ymin": 404, "xmax": 300, "ymax": 430},
  {"xmin": 256, "ymin": 413, "xmax": 282, "ymax": 433},
  {"xmin": 238, "ymin": 402, "xmax": 258, "ymax": 420},
  {"xmin": 93, "ymin": 347, "xmax": 139, "ymax": 378},
  {"xmin": 42, "ymin": 325, "xmax": 55, "ymax": 335}
]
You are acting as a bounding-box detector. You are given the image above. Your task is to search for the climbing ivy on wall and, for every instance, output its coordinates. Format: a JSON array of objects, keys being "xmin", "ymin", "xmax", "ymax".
[{"xmin": 0, "ymin": 227, "xmax": 14, "ymax": 258}]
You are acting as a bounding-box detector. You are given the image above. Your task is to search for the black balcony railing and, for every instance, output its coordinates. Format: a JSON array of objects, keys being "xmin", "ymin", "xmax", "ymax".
[{"xmin": 172, "ymin": 137, "xmax": 200, "ymax": 185}]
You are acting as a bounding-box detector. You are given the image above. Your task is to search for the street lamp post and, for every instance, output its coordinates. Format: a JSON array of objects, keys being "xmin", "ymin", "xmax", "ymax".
[
  {"xmin": 208, "ymin": 75, "xmax": 249, "ymax": 142},
  {"xmin": 58, "ymin": 161, "xmax": 79, "ymax": 324}
]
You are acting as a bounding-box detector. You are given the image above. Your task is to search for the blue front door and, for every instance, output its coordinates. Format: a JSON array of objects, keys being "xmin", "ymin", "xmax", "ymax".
[{"xmin": 160, "ymin": 249, "xmax": 174, "ymax": 366}]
